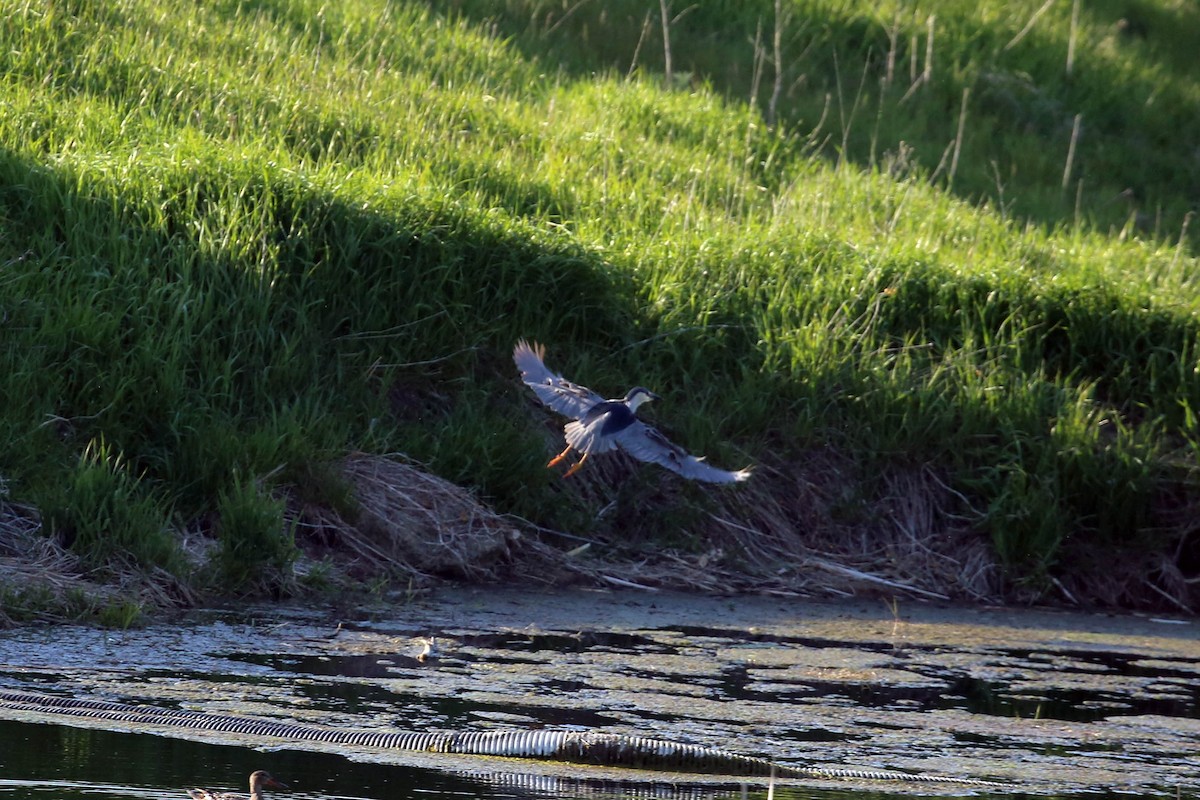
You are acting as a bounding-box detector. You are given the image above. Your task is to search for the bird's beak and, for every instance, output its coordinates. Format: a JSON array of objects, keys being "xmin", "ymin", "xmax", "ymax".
[
  {"xmin": 264, "ymin": 778, "xmax": 289, "ymax": 790},
  {"xmin": 648, "ymin": 391, "xmax": 661, "ymax": 402}
]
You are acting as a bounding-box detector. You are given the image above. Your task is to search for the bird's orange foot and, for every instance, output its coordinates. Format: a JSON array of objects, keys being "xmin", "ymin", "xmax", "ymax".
[
  {"xmin": 547, "ymin": 445, "xmax": 572, "ymax": 469},
  {"xmin": 562, "ymin": 455, "xmax": 588, "ymax": 478}
]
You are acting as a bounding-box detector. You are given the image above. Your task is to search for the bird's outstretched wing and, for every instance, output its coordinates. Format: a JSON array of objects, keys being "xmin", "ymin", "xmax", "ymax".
[
  {"xmin": 612, "ymin": 421, "xmax": 752, "ymax": 483},
  {"xmin": 513, "ymin": 339, "xmax": 604, "ymax": 421}
]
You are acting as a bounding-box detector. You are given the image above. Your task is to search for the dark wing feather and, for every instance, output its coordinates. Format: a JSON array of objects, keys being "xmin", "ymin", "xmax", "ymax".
[
  {"xmin": 513, "ymin": 339, "xmax": 604, "ymax": 421},
  {"xmin": 611, "ymin": 421, "xmax": 752, "ymax": 483}
]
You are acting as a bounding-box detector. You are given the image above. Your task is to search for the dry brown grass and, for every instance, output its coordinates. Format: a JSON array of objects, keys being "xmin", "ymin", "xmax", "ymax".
[
  {"xmin": 703, "ymin": 455, "xmax": 999, "ymax": 600},
  {"xmin": 0, "ymin": 497, "xmax": 116, "ymax": 625},
  {"xmin": 496, "ymin": 447, "xmax": 1007, "ymax": 602},
  {"xmin": 289, "ymin": 453, "xmax": 521, "ymax": 583},
  {"xmin": 1, "ymin": 450, "xmax": 1189, "ymax": 620}
]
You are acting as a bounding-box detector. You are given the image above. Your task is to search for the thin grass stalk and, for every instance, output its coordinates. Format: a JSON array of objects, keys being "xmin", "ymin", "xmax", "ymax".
[
  {"xmin": 929, "ymin": 138, "xmax": 955, "ymax": 185},
  {"xmin": 1004, "ymin": 0, "xmax": 1057, "ymax": 52},
  {"xmin": 1074, "ymin": 176, "xmax": 1085, "ymax": 227},
  {"xmin": 923, "ymin": 15, "xmax": 935, "ymax": 84},
  {"xmin": 767, "ymin": 0, "xmax": 784, "ymax": 128},
  {"xmin": 1066, "ymin": 0, "xmax": 1080, "ymax": 76},
  {"xmin": 749, "ymin": 16, "xmax": 764, "ymax": 110},
  {"xmin": 884, "ymin": 12, "xmax": 899, "ymax": 88},
  {"xmin": 1169, "ymin": 211, "xmax": 1195, "ymax": 274},
  {"xmin": 909, "ymin": 31, "xmax": 918, "ymax": 83},
  {"xmin": 900, "ymin": 17, "xmax": 934, "ymax": 104},
  {"xmin": 833, "ymin": 49, "xmax": 846, "ymax": 159},
  {"xmin": 948, "ymin": 87, "xmax": 969, "ymax": 188},
  {"xmin": 627, "ymin": 10, "xmax": 652, "ymax": 80},
  {"xmin": 1062, "ymin": 113, "xmax": 1082, "ymax": 191},
  {"xmin": 869, "ymin": 77, "xmax": 886, "ymax": 164},
  {"xmin": 544, "ymin": 0, "xmax": 594, "ymax": 37},
  {"xmin": 833, "ymin": 51, "xmax": 871, "ymax": 159},
  {"xmin": 659, "ymin": 0, "xmax": 673, "ymax": 89}
]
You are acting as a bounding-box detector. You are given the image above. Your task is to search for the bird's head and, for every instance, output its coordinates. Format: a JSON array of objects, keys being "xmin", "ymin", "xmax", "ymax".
[
  {"xmin": 623, "ymin": 386, "xmax": 660, "ymax": 411},
  {"xmin": 249, "ymin": 772, "xmax": 288, "ymax": 791}
]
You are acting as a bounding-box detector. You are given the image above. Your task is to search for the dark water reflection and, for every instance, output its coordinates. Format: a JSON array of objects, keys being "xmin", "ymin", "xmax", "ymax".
[
  {"xmin": 0, "ymin": 716, "xmax": 1053, "ymax": 800},
  {"xmin": 0, "ymin": 718, "xmax": 477, "ymax": 799},
  {"xmin": 0, "ymin": 718, "xmax": 842, "ymax": 800},
  {"xmin": 0, "ymin": 589, "xmax": 1197, "ymax": 800}
]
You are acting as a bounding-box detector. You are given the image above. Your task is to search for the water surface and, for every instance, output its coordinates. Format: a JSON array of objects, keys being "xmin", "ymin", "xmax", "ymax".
[{"xmin": 1, "ymin": 588, "xmax": 1197, "ymax": 799}]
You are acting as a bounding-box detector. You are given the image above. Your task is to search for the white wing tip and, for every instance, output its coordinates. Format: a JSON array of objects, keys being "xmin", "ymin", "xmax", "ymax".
[{"xmin": 686, "ymin": 461, "xmax": 753, "ymax": 483}]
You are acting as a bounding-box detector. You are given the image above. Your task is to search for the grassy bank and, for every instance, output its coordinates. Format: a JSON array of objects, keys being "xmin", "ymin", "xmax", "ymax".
[{"xmin": 0, "ymin": 0, "xmax": 1197, "ymax": 621}]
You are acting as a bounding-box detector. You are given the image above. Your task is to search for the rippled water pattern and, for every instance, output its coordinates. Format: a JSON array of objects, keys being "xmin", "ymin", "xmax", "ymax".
[{"xmin": 1, "ymin": 589, "xmax": 1197, "ymax": 799}]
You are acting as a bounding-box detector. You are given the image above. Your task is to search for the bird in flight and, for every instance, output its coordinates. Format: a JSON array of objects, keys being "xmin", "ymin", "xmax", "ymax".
[{"xmin": 514, "ymin": 339, "xmax": 751, "ymax": 483}]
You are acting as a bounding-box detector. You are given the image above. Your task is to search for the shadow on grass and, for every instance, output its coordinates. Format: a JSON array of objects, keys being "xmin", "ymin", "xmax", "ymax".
[{"xmin": 0, "ymin": 143, "xmax": 637, "ymax": 565}]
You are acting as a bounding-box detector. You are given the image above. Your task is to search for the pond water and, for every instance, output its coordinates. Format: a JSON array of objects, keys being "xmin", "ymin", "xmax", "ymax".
[{"xmin": 0, "ymin": 588, "xmax": 1197, "ymax": 800}]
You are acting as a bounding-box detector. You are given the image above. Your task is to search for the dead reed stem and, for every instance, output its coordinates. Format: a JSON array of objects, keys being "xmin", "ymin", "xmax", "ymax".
[
  {"xmin": 659, "ymin": 0, "xmax": 673, "ymax": 89},
  {"xmin": 627, "ymin": 11, "xmax": 653, "ymax": 80},
  {"xmin": 1005, "ymin": 0, "xmax": 1057, "ymax": 52},
  {"xmin": 949, "ymin": 87, "xmax": 970, "ymax": 187},
  {"xmin": 924, "ymin": 15, "xmax": 935, "ymax": 83},
  {"xmin": 1063, "ymin": 113, "xmax": 1082, "ymax": 190},
  {"xmin": 767, "ymin": 0, "xmax": 784, "ymax": 127},
  {"xmin": 749, "ymin": 17, "xmax": 763, "ymax": 108},
  {"xmin": 1066, "ymin": 0, "xmax": 1080, "ymax": 76}
]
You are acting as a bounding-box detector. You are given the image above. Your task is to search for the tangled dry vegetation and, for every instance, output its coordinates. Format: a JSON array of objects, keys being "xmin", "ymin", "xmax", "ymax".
[
  {"xmin": 1, "ymin": 450, "xmax": 1194, "ymax": 624},
  {"xmin": 0, "ymin": 495, "xmax": 113, "ymax": 625},
  {"xmin": 286, "ymin": 450, "xmax": 1012, "ymax": 603},
  {"xmin": 280, "ymin": 448, "xmax": 1196, "ymax": 612},
  {"xmin": 290, "ymin": 453, "xmax": 522, "ymax": 583},
  {"xmin": 512, "ymin": 446, "xmax": 1006, "ymax": 600}
]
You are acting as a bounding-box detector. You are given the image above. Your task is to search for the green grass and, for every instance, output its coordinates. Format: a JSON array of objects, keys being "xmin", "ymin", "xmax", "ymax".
[
  {"xmin": 460, "ymin": 0, "xmax": 1200, "ymax": 246},
  {"xmin": 0, "ymin": 0, "xmax": 1197, "ymax": 611}
]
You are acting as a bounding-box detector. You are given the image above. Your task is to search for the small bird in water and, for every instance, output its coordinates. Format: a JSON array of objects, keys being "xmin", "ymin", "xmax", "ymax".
[
  {"xmin": 514, "ymin": 339, "xmax": 751, "ymax": 483},
  {"xmin": 415, "ymin": 635, "xmax": 440, "ymax": 662},
  {"xmin": 186, "ymin": 771, "xmax": 288, "ymax": 800}
]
